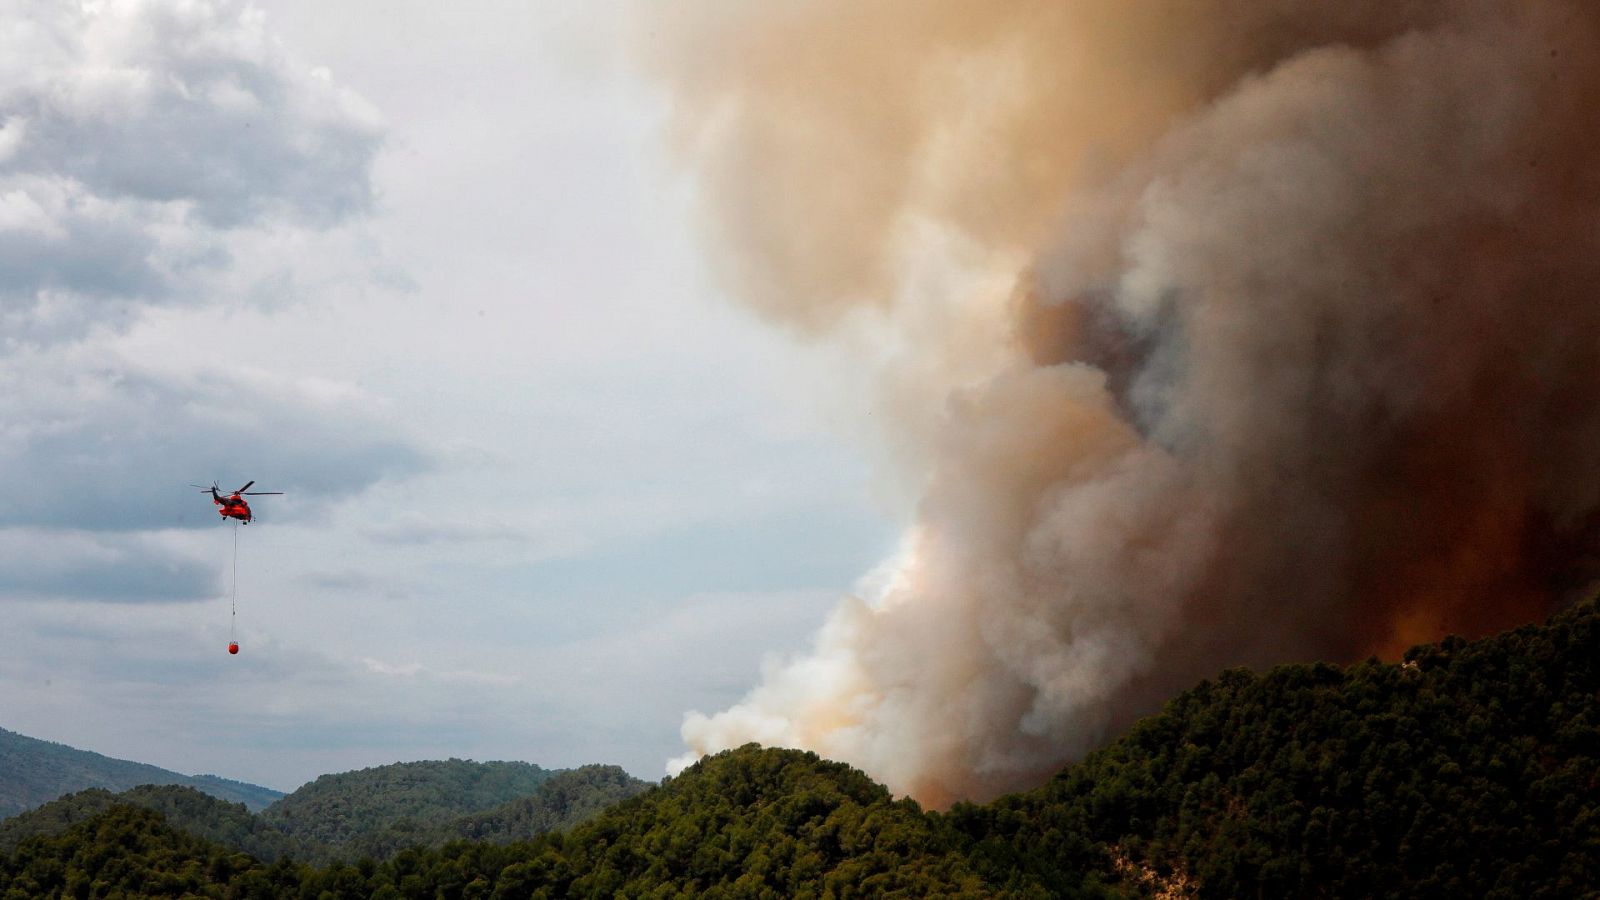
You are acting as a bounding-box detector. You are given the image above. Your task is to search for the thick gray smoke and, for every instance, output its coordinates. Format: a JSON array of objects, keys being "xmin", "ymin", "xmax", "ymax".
[{"xmin": 648, "ymin": 0, "xmax": 1600, "ymax": 805}]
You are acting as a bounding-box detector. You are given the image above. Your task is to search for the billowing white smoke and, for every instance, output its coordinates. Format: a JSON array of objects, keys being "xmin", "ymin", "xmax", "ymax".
[{"xmin": 650, "ymin": 0, "xmax": 1600, "ymax": 804}]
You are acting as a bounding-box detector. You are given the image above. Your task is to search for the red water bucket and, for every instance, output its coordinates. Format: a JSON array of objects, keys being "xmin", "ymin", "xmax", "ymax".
[{"xmin": 227, "ymin": 641, "xmax": 239, "ymax": 655}]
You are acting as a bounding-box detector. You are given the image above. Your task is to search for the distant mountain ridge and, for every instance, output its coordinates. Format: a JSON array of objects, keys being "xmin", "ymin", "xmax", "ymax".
[
  {"xmin": 0, "ymin": 726, "xmax": 651, "ymax": 864},
  {"xmin": 0, "ymin": 727, "xmax": 283, "ymax": 817}
]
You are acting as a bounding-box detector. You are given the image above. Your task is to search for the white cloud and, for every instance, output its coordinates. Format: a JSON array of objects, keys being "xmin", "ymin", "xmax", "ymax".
[
  {"xmin": 0, "ymin": 185, "xmax": 56, "ymax": 235},
  {"xmin": 0, "ymin": 0, "xmax": 427, "ymax": 610},
  {"xmin": 0, "ymin": 0, "xmax": 384, "ymax": 346},
  {"xmin": 0, "ymin": 353, "xmax": 428, "ymax": 533},
  {"xmin": 0, "ymin": 116, "xmax": 26, "ymax": 163},
  {"xmin": 0, "ymin": 527, "xmax": 214, "ymax": 602},
  {"xmin": 361, "ymin": 656, "xmax": 518, "ymax": 686},
  {"xmin": 0, "ymin": 0, "xmax": 893, "ymax": 792},
  {"xmin": 361, "ymin": 657, "xmax": 423, "ymax": 677}
]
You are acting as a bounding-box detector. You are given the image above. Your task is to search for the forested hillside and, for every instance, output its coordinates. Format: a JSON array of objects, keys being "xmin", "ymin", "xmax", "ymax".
[
  {"xmin": 426, "ymin": 765, "xmax": 650, "ymax": 847},
  {"xmin": 185, "ymin": 775, "xmax": 284, "ymax": 812},
  {"xmin": 0, "ymin": 785, "xmax": 307, "ymax": 862},
  {"xmin": 0, "ymin": 762, "xmax": 649, "ymax": 868},
  {"xmin": 0, "ymin": 728, "xmax": 282, "ymax": 817},
  {"xmin": 0, "ymin": 805, "xmax": 268, "ymax": 898},
  {"xmin": 951, "ymin": 599, "xmax": 1600, "ymax": 897},
  {"xmin": 0, "ymin": 747, "xmax": 996, "ymax": 899},
  {"xmin": 4, "ymin": 601, "xmax": 1598, "ymax": 897},
  {"xmin": 281, "ymin": 764, "xmax": 652, "ymax": 864},
  {"xmin": 260, "ymin": 758, "xmax": 558, "ymax": 855}
]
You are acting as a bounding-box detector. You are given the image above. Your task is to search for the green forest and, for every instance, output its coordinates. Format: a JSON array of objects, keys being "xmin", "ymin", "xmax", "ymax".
[
  {"xmin": 0, "ymin": 763, "xmax": 651, "ymax": 867},
  {"xmin": 3, "ymin": 600, "xmax": 1598, "ymax": 898}
]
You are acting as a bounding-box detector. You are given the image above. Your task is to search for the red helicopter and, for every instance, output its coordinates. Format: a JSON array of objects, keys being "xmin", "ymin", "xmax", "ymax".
[{"xmin": 196, "ymin": 481, "xmax": 283, "ymax": 524}]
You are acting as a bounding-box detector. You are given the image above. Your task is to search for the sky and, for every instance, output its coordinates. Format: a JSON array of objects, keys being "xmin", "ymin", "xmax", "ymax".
[{"xmin": 0, "ymin": 0, "xmax": 900, "ymax": 791}]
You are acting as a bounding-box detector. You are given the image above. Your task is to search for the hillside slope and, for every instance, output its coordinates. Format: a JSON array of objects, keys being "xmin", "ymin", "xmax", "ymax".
[
  {"xmin": 309, "ymin": 763, "xmax": 656, "ymax": 863},
  {"xmin": 260, "ymin": 758, "xmax": 559, "ymax": 854},
  {"xmin": 0, "ymin": 727, "xmax": 283, "ymax": 818},
  {"xmin": 0, "ymin": 804, "xmax": 271, "ymax": 898},
  {"xmin": 0, "ymin": 766, "xmax": 651, "ymax": 870},
  {"xmin": 951, "ymin": 599, "xmax": 1600, "ymax": 897},
  {"xmin": 283, "ymin": 763, "xmax": 652, "ymax": 864},
  {"xmin": 443, "ymin": 764, "xmax": 651, "ymax": 844},
  {"xmin": 0, "ymin": 785, "xmax": 306, "ymax": 862},
  {"xmin": 479, "ymin": 746, "xmax": 994, "ymax": 896},
  {"xmin": 5, "ymin": 601, "xmax": 1598, "ymax": 896}
]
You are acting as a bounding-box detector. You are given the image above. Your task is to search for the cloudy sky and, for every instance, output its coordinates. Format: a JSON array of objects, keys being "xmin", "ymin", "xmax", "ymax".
[{"xmin": 0, "ymin": 0, "xmax": 899, "ymax": 790}]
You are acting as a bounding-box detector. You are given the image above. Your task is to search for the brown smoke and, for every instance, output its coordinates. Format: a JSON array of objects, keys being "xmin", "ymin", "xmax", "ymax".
[{"xmin": 646, "ymin": 0, "xmax": 1600, "ymax": 805}]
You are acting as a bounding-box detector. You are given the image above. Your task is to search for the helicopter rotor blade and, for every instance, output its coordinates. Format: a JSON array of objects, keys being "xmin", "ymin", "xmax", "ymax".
[
  {"xmin": 241, "ymin": 492, "xmax": 283, "ymax": 495},
  {"xmin": 236, "ymin": 481, "xmax": 255, "ymax": 493}
]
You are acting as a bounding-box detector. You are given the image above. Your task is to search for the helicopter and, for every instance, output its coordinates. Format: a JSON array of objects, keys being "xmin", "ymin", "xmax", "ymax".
[{"xmin": 195, "ymin": 480, "xmax": 283, "ymax": 524}]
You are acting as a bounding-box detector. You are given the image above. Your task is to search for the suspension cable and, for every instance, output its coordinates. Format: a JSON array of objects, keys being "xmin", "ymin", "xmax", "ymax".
[{"xmin": 231, "ymin": 523, "xmax": 239, "ymax": 642}]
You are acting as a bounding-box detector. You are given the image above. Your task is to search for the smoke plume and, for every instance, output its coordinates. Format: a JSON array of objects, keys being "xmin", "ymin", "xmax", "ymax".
[{"xmin": 648, "ymin": 1, "xmax": 1600, "ymax": 805}]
